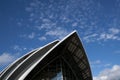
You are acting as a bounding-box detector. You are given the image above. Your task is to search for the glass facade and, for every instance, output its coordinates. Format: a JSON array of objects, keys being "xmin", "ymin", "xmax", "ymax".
[{"xmin": 30, "ymin": 58, "xmax": 77, "ymax": 80}]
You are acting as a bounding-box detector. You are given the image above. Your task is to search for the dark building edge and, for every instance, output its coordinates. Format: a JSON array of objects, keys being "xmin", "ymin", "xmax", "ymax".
[
  {"xmin": 24, "ymin": 31, "xmax": 93, "ymax": 80},
  {"xmin": 0, "ymin": 31, "xmax": 93, "ymax": 80},
  {"xmin": 75, "ymin": 31, "xmax": 93, "ymax": 80}
]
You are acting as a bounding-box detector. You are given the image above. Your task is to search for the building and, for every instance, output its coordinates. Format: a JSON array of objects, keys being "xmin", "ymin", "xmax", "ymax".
[{"xmin": 0, "ymin": 31, "xmax": 93, "ymax": 80}]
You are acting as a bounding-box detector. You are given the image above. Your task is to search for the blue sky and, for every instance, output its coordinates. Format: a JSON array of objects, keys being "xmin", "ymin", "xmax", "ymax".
[{"xmin": 0, "ymin": 0, "xmax": 120, "ymax": 80}]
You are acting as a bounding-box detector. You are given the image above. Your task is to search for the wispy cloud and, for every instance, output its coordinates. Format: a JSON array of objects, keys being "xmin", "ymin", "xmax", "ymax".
[
  {"xmin": 35, "ymin": 18, "xmax": 56, "ymax": 30},
  {"xmin": 0, "ymin": 53, "xmax": 16, "ymax": 66},
  {"xmin": 83, "ymin": 33, "xmax": 98, "ymax": 42},
  {"xmin": 91, "ymin": 60, "xmax": 101, "ymax": 64},
  {"xmin": 98, "ymin": 33, "xmax": 120, "ymax": 41},
  {"xmin": 20, "ymin": 32, "xmax": 36, "ymax": 40},
  {"xmin": 0, "ymin": 45, "xmax": 29, "ymax": 71},
  {"xmin": 20, "ymin": 0, "xmax": 120, "ymax": 44},
  {"xmin": 91, "ymin": 60, "xmax": 111, "ymax": 68},
  {"xmin": 93, "ymin": 65, "xmax": 120, "ymax": 80},
  {"xmin": 28, "ymin": 32, "xmax": 35, "ymax": 39},
  {"xmin": 13, "ymin": 45, "xmax": 28, "ymax": 51},
  {"xmin": 109, "ymin": 28, "xmax": 120, "ymax": 34},
  {"xmin": 83, "ymin": 28, "xmax": 120, "ymax": 43},
  {"xmin": 22, "ymin": 0, "xmax": 101, "ymax": 42},
  {"xmin": 13, "ymin": 45, "xmax": 22, "ymax": 51},
  {"xmin": 98, "ymin": 28, "xmax": 120, "ymax": 41},
  {"xmin": 38, "ymin": 36, "xmax": 47, "ymax": 41},
  {"xmin": 45, "ymin": 27, "xmax": 69, "ymax": 39}
]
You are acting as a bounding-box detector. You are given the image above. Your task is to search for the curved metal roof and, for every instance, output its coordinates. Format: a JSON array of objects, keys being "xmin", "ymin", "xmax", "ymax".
[{"xmin": 0, "ymin": 31, "xmax": 92, "ymax": 80}]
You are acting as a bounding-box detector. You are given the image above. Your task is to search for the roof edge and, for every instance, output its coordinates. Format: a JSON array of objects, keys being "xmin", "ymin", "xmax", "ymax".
[{"xmin": 19, "ymin": 31, "xmax": 77, "ymax": 80}]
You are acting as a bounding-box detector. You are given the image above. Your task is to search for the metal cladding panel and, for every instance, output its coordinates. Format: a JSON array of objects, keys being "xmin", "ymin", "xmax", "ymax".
[
  {"xmin": 62, "ymin": 32, "xmax": 93, "ymax": 80},
  {"xmin": 49, "ymin": 31, "xmax": 93, "ymax": 80},
  {"xmin": 0, "ymin": 40, "xmax": 59, "ymax": 80},
  {"xmin": 0, "ymin": 49, "xmax": 37, "ymax": 80},
  {"xmin": 24, "ymin": 31, "xmax": 93, "ymax": 80},
  {"xmin": 0, "ymin": 31, "xmax": 93, "ymax": 80}
]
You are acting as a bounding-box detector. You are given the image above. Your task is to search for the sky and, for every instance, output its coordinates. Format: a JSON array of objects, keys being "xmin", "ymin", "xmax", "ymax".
[{"xmin": 0, "ymin": 0, "xmax": 120, "ymax": 80}]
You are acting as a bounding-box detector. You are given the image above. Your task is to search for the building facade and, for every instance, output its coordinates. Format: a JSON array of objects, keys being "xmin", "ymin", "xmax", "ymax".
[{"xmin": 0, "ymin": 31, "xmax": 93, "ymax": 80}]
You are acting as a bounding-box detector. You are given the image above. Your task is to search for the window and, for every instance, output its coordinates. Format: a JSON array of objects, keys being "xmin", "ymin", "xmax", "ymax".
[{"xmin": 29, "ymin": 57, "xmax": 78, "ymax": 80}]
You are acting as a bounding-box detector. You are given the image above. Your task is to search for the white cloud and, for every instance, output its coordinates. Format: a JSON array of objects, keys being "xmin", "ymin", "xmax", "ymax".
[
  {"xmin": 23, "ymin": 0, "xmax": 120, "ymax": 44},
  {"xmin": 45, "ymin": 27, "xmax": 69, "ymax": 39},
  {"xmin": 13, "ymin": 45, "xmax": 22, "ymax": 51},
  {"xmin": 104, "ymin": 64, "xmax": 111, "ymax": 67},
  {"xmin": 38, "ymin": 36, "xmax": 47, "ymax": 41},
  {"xmin": 72, "ymin": 22, "xmax": 78, "ymax": 27},
  {"xmin": 83, "ymin": 33, "xmax": 98, "ymax": 42},
  {"xmin": 98, "ymin": 28, "xmax": 120, "ymax": 41},
  {"xmin": 99, "ymin": 33, "xmax": 119, "ymax": 40},
  {"xmin": 90, "ymin": 60, "xmax": 103, "ymax": 68},
  {"xmin": 83, "ymin": 26, "xmax": 120, "ymax": 43},
  {"xmin": 0, "ymin": 53, "xmax": 16, "ymax": 66},
  {"xmin": 91, "ymin": 60, "xmax": 112, "ymax": 69},
  {"xmin": 109, "ymin": 28, "xmax": 120, "ymax": 34},
  {"xmin": 12, "ymin": 45, "xmax": 28, "ymax": 52},
  {"xmin": 20, "ymin": 32, "xmax": 36, "ymax": 40},
  {"xmin": 35, "ymin": 18, "xmax": 56, "ymax": 30},
  {"xmin": 93, "ymin": 65, "xmax": 120, "ymax": 80},
  {"xmin": 91, "ymin": 60, "xmax": 101, "ymax": 64},
  {"xmin": 83, "ymin": 28, "xmax": 120, "ymax": 43},
  {"xmin": 24, "ymin": 0, "xmax": 100, "ymax": 35},
  {"xmin": 28, "ymin": 32, "xmax": 35, "ymax": 39}
]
